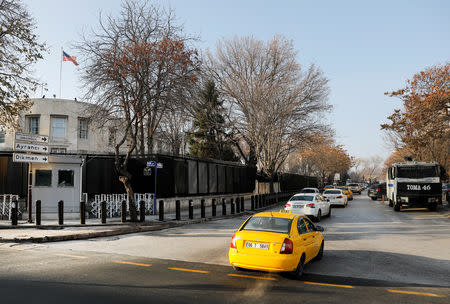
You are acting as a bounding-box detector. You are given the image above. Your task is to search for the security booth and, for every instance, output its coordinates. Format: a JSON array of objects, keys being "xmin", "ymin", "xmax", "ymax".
[{"xmin": 32, "ymin": 155, "xmax": 82, "ymax": 219}]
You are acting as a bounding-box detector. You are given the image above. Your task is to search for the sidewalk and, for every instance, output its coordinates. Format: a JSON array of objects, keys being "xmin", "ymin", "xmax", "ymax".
[{"xmin": 0, "ymin": 198, "xmax": 283, "ymax": 243}]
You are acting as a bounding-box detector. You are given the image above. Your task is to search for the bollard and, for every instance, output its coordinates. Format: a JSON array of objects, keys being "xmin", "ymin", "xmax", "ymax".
[
  {"xmin": 230, "ymin": 198, "xmax": 235, "ymax": 214},
  {"xmin": 251, "ymin": 195, "xmax": 255, "ymax": 211},
  {"xmin": 189, "ymin": 200, "xmax": 194, "ymax": 219},
  {"xmin": 176, "ymin": 200, "xmax": 181, "ymax": 220},
  {"xmin": 158, "ymin": 200, "xmax": 164, "ymax": 221},
  {"xmin": 58, "ymin": 200, "xmax": 64, "ymax": 225},
  {"xmin": 236, "ymin": 197, "xmax": 240, "ymax": 213},
  {"xmin": 121, "ymin": 200, "xmax": 127, "ymax": 222},
  {"xmin": 101, "ymin": 201, "xmax": 107, "ymax": 224},
  {"xmin": 36, "ymin": 200, "xmax": 41, "ymax": 226},
  {"xmin": 212, "ymin": 198, "xmax": 216, "ymax": 217},
  {"xmin": 79, "ymin": 201, "xmax": 85, "ymax": 225},
  {"xmin": 241, "ymin": 196, "xmax": 244, "ymax": 211},
  {"xmin": 140, "ymin": 200, "xmax": 146, "ymax": 222},
  {"xmin": 222, "ymin": 198, "xmax": 227, "ymax": 215},
  {"xmin": 201, "ymin": 199, "xmax": 205, "ymax": 218},
  {"xmin": 11, "ymin": 200, "xmax": 18, "ymax": 226}
]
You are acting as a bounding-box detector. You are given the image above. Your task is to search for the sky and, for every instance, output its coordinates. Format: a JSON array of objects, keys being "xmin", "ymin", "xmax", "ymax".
[{"xmin": 23, "ymin": 0, "xmax": 450, "ymax": 162}]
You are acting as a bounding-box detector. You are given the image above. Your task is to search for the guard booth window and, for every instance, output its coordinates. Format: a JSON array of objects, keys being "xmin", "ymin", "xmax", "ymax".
[
  {"xmin": 58, "ymin": 170, "xmax": 74, "ymax": 187},
  {"xmin": 35, "ymin": 170, "xmax": 52, "ymax": 186}
]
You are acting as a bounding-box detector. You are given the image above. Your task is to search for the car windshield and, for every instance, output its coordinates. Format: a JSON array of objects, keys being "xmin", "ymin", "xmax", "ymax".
[
  {"xmin": 290, "ymin": 195, "xmax": 314, "ymax": 201},
  {"xmin": 241, "ymin": 216, "xmax": 292, "ymax": 234},
  {"xmin": 301, "ymin": 189, "xmax": 316, "ymax": 193},
  {"xmin": 397, "ymin": 166, "xmax": 438, "ymax": 178},
  {"xmin": 324, "ymin": 190, "xmax": 341, "ymax": 194}
]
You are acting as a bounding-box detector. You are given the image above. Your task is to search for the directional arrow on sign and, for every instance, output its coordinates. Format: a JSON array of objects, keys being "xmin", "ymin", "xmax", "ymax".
[
  {"xmin": 15, "ymin": 132, "xmax": 49, "ymax": 144},
  {"xmin": 13, "ymin": 153, "xmax": 49, "ymax": 163},
  {"xmin": 14, "ymin": 142, "xmax": 49, "ymax": 154}
]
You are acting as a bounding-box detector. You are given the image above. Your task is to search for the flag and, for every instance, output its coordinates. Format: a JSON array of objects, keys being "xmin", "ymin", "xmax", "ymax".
[{"xmin": 62, "ymin": 51, "xmax": 79, "ymax": 66}]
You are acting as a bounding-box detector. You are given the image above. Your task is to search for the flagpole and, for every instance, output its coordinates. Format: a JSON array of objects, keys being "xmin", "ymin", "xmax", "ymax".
[{"xmin": 59, "ymin": 47, "xmax": 63, "ymax": 98}]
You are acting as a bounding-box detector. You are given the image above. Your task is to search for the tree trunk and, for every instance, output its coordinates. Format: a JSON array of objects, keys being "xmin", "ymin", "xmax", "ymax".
[{"xmin": 119, "ymin": 175, "xmax": 137, "ymax": 222}]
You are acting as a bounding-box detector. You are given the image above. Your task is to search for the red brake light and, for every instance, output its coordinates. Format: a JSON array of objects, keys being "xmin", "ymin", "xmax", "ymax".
[
  {"xmin": 306, "ymin": 203, "xmax": 315, "ymax": 208},
  {"xmin": 377, "ymin": 188, "xmax": 380, "ymax": 192},
  {"xmin": 230, "ymin": 233, "xmax": 237, "ymax": 249},
  {"xmin": 337, "ymin": 195, "xmax": 343, "ymax": 198},
  {"xmin": 285, "ymin": 203, "xmax": 291, "ymax": 207},
  {"xmin": 280, "ymin": 238, "xmax": 293, "ymax": 254}
]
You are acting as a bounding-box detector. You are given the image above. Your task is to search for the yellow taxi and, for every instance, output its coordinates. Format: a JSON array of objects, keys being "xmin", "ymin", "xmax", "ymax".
[
  {"xmin": 323, "ymin": 185, "xmax": 335, "ymax": 190},
  {"xmin": 338, "ymin": 186, "xmax": 353, "ymax": 201},
  {"xmin": 228, "ymin": 211, "xmax": 325, "ymax": 279}
]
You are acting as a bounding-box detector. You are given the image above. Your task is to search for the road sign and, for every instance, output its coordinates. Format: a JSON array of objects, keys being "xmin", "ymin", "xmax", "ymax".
[
  {"xmin": 15, "ymin": 132, "xmax": 49, "ymax": 144},
  {"xmin": 14, "ymin": 142, "xmax": 49, "ymax": 153},
  {"xmin": 147, "ymin": 161, "xmax": 163, "ymax": 168},
  {"xmin": 13, "ymin": 153, "xmax": 48, "ymax": 163}
]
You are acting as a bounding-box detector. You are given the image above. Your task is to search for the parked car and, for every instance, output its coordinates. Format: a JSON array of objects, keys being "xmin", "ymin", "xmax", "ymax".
[
  {"xmin": 323, "ymin": 185, "xmax": 335, "ymax": 190},
  {"xmin": 368, "ymin": 183, "xmax": 386, "ymax": 201},
  {"xmin": 229, "ymin": 212, "xmax": 325, "ymax": 279},
  {"xmin": 285, "ymin": 193, "xmax": 331, "ymax": 221},
  {"xmin": 323, "ymin": 189, "xmax": 348, "ymax": 207},
  {"xmin": 299, "ymin": 187, "xmax": 320, "ymax": 194},
  {"xmin": 442, "ymin": 183, "xmax": 449, "ymax": 203},
  {"xmin": 348, "ymin": 183, "xmax": 362, "ymax": 194}
]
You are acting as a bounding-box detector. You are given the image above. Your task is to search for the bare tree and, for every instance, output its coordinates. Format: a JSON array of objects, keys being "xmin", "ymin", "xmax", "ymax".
[
  {"xmin": 77, "ymin": 0, "xmax": 198, "ymax": 221},
  {"xmin": 205, "ymin": 35, "xmax": 330, "ymax": 189},
  {"xmin": 0, "ymin": 0, "xmax": 46, "ymax": 128}
]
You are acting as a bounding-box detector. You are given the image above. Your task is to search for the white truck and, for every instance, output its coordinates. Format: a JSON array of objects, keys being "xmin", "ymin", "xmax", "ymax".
[{"xmin": 386, "ymin": 160, "xmax": 444, "ymax": 212}]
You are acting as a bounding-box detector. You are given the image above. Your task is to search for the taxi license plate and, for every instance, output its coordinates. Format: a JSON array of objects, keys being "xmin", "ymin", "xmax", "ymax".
[
  {"xmin": 246, "ymin": 242, "xmax": 269, "ymax": 250},
  {"xmin": 293, "ymin": 205, "xmax": 304, "ymax": 208}
]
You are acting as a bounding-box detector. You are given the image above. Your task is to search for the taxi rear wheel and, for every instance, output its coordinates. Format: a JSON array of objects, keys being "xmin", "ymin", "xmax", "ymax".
[{"xmin": 293, "ymin": 255, "xmax": 305, "ymax": 280}]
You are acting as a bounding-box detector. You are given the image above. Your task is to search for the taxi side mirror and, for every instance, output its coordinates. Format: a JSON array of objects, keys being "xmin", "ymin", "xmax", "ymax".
[{"xmin": 316, "ymin": 226, "xmax": 324, "ymax": 232}]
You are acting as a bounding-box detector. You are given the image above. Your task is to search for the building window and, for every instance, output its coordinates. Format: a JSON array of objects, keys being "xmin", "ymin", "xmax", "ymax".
[
  {"xmin": 50, "ymin": 147, "xmax": 67, "ymax": 154},
  {"xmin": 58, "ymin": 170, "xmax": 74, "ymax": 187},
  {"xmin": 108, "ymin": 128, "xmax": 116, "ymax": 146},
  {"xmin": 78, "ymin": 118, "xmax": 88, "ymax": 139},
  {"xmin": 35, "ymin": 170, "xmax": 52, "ymax": 187},
  {"xmin": 51, "ymin": 116, "xmax": 67, "ymax": 138},
  {"xmin": 27, "ymin": 116, "xmax": 40, "ymax": 134},
  {"xmin": 0, "ymin": 130, "xmax": 4, "ymax": 143}
]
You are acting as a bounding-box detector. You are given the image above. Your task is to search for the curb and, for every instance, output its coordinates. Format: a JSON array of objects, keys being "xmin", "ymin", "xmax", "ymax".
[{"xmin": 0, "ymin": 203, "xmax": 285, "ymax": 244}]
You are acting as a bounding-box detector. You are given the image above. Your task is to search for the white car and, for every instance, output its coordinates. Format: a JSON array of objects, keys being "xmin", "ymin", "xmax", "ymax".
[
  {"xmin": 299, "ymin": 187, "xmax": 320, "ymax": 194},
  {"xmin": 323, "ymin": 189, "xmax": 348, "ymax": 207},
  {"xmin": 284, "ymin": 193, "xmax": 331, "ymax": 222}
]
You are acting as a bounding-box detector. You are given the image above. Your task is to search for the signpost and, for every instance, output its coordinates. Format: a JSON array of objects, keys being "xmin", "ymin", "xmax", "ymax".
[
  {"xmin": 13, "ymin": 132, "xmax": 50, "ymax": 223},
  {"xmin": 147, "ymin": 161, "xmax": 163, "ymax": 214}
]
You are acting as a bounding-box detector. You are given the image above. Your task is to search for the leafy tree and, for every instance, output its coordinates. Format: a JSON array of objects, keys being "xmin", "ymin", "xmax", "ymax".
[
  {"xmin": 188, "ymin": 80, "xmax": 237, "ymax": 161},
  {"xmin": 382, "ymin": 63, "xmax": 449, "ymax": 171},
  {"xmin": 0, "ymin": 0, "xmax": 46, "ymax": 128}
]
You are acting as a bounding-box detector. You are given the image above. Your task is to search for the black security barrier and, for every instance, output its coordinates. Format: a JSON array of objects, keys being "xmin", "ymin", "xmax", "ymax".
[
  {"xmin": 176, "ymin": 200, "xmax": 181, "ymax": 220},
  {"xmin": 230, "ymin": 198, "xmax": 235, "ymax": 214},
  {"xmin": 251, "ymin": 196, "xmax": 255, "ymax": 211},
  {"xmin": 236, "ymin": 197, "xmax": 240, "ymax": 213},
  {"xmin": 101, "ymin": 201, "xmax": 107, "ymax": 224},
  {"xmin": 212, "ymin": 198, "xmax": 216, "ymax": 217},
  {"xmin": 201, "ymin": 199, "xmax": 205, "ymax": 218},
  {"xmin": 222, "ymin": 198, "xmax": 227, "ymax": 215},
  {"xmin": 11, "ymin": 199, "xmax": 18, "ymax": 226},
  {"xmin": 140, "ymin": 201, "xmax": 146, "ymax": 222},
  {"xmin": 58, "ymin": 200, "xmax": 64, "ymax": 225},
  {"xmin": 256, "ymin": 195, "xmax": 260, "ymax": 209},
  {"xmin": 158, "ymin": 200, "xmax": 164, "ymax": 221},
  {"xmin": 36, "ymin": 200, "xmax": 41, "ymax": 226},
  {"xmin": 79, "ymin": 201, "xmax": 85, "ymax": 225},
  {"xmin": 189, "ymin": 200, "xmax": 194, "ymax": 219},
  {"xmin": 121, "ymin": 200, "xmax": 127, "ymax": 222},
  {"xmin": 241, "ymin": 196, "xmax": 244, "ymax": 211}
]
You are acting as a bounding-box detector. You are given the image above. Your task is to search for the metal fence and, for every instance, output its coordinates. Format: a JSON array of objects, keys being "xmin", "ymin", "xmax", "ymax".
[
  {"xmin": 88, "ymin": 193, "xmax": 154, "ymax": 218},
  {"xmin": 0, "ymin": 194, "xmax": 20, "ymax": 220}
]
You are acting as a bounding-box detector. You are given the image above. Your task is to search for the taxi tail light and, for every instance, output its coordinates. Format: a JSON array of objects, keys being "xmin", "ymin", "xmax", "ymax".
[
  {"xmin": 230, "ymin": 233, "xmax": 237, "ymax": 249},
  {"xmin": 337, "ymin": 195, "xmax": 343, "ymax": 198},
  {"xmin": 285, "ymin": 203, "xmax": 291, "ymax": 208},
  {"xmin": 306, "ymin": 203, "xmax": 315, "ymax": 208},
  {"xmin": 280, "ymin": 238, "xmax": 293, "ymax": 254}
]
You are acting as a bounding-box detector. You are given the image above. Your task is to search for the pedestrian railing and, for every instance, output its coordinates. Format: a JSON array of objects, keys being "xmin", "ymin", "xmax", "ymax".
[
  {"xmin": 89, "ymin": 193, "xmax": 155, "ymax": 218},
  {"xmin": 0, "ymin": 194, "xmax": 20, "ymax": 220}
]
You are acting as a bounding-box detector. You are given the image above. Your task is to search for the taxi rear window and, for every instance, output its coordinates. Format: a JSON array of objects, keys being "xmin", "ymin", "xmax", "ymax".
[
  {"xmin": 290, "ymin": 195, "xmax": 314, "ymax": 201},
  {"xmin": 241, "ymin": 216, "xmax": 292, "ymax": 234}
]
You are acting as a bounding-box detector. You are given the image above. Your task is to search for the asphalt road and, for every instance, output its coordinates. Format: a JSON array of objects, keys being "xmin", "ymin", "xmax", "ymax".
[{"xmin": 1, "ymin": 192, "xmax": 449, "ymax": 303}]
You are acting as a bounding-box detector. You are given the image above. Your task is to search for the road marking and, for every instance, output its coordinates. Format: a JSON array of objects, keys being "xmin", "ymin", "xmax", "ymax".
[
  {"xmin": 168, "ymin": 267, "xmax": 210, "ymax": 274},
  {"xmin": 228, "ymin": 274, "xmax": 277, "ymax": 281},
  {"xmin": 304, "ymin": 281, "xmax": 354, "ymax": 289},
  {"xmin": 113, "ymin": 260, "xmax": 152, "ymax": 267},
  {"xmin": 54, "ymin": 254, "xmax": 87, "ymax": 259},
  {"xmin": 387, "ymin": 289, "xmax": 446, "ymax": 298}
]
